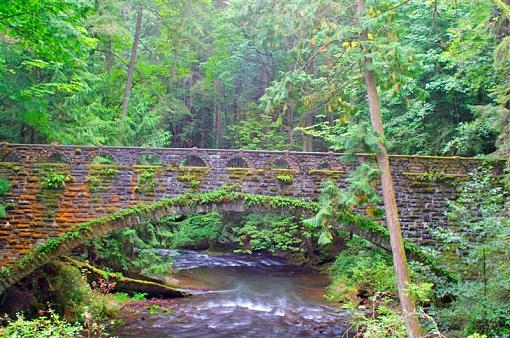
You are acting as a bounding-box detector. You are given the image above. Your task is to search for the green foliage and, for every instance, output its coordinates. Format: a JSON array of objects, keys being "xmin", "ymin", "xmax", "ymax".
[
  {"xmin": 165, "ymin": 212, "xmax": 225, "ymax": 248},
  {"xmin": 326, "ymin": 237, "xmax": 436, "ymax": 336},
  {"xmin": 430, "ymin": 167, "xmax": 510, "ymax": 336},
  {"xmin": 326, "ymin": 237, "xmax": 396, "ymax": 305},
  {"xmin": 136, "ymin": 170, "xmax": 157, "ymax": 193},
  {"xmin": 41, "ymin": 170, "xmax": 72, "ymax": 190},
  {"xmin": 1, "ymin": 309, "xmax": 84, "ymax": 338},
  {"xmin": 44, "ymin": 262, "xmax": 109, "ymax": 323},
  {"xmin": 132, "ymin": 249, "xmax": 172, "ymax": 276},
  {"xmin": 147, "ymin": 304, "xmax": 161, "ymax": 315},
  {"xmin": 0, "ymin": 0, "xmax": 508, "ymax": 156},
  {"xmin": 114, "ymin": 292, "xmax": 130, "ymax": 302},
  {"xmin": 226, "ymin": 104, "xmax": 288, "ymax": 150},
  {"xmin": 132, "ymin": 292, "xmax": 147, "ymax": 301},
  {"xmin": 0, "ymin": 177, "xmax": 10, "ymax": 217},
  {"xmin": 275, "ymin": 174, "xmax": 294, "ymax": 184},
  {"xmin": 233, "ymin": 214, "xmax": 304, "ymax": 254},
  {"xmin": 88, "ymin": 223, "xmax": 172, "ymax": 276},
  {"xmin": 350, "ymin": 302, "xmax": 407, "ymax": 338},
  {"xmin": 177, "ymin": 173, "xmax": 201, "ymax": 189},
  {"xmin": 304, "ymin": 163, "xmax": 382, "ymax": 245},
  {"xmin": 0, "ymin": 178, "xmax": 11, "ymax": 196}
]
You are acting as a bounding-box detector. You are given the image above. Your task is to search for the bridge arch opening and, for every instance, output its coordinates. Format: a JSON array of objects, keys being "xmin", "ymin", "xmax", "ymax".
[
  {"xmin": 136, "ymin": 153, "xmax": 163, "ymax": 166},
  {"xmin": 316, "ymin": 160, "xmax": 330, "ymax": 170},
  {"xmin": 180, "ymin": 155, "xmax": 207, "ymax": 167},
  {"xmin": 40, "ymin": 151, "xmax": 68, "ymax": 164},
  {"xmin": 90, "ymin": 153, "xmax": 116, "ymax": 165},
  {"xmin": 0, "ymin": 151, "xmax": 19, "ymax": 163},
  {"xmin": 226, "ymin": 157, "xmax": 249, "ymax": 168},
  {"xmin": 271, "ymin": 159, "xmax": 290, "ymax": 169}
]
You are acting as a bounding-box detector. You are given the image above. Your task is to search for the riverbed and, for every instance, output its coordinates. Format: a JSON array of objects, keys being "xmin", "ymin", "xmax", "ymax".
[{"xmin": 112, "ymin": 249, "xmax": 351, "ymax": 337}]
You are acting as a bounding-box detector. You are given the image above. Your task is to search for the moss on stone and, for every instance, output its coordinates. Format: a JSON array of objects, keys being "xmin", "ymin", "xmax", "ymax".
[
  {"xmin": 175, "ymin": 166, "xmax": 210, "ymax": 190},
  {"xmin": 132, "ymin": 165, "xmax": 164, "ymax": 172},
  {"xmin": 403, "ymin": 171, "xmax": 467, "ymax": 182},
  {"xmin": 87, "ymin": 165, "xmax": 120, "ymax": 193},
  {"xmin": 134, "ymin": 167, "xmax": 162, "ymax": 194},
  {"xmin": 226, "ymin": 168, "xmax": 263, "ymax": 181},
  {"xmin": 308, "ymin": 169, "xmax": 344, "ymax": 179},
  {"xmin": 0, "ymin": 163, "xmax": 23, "ymax": 172},
  {"xmin": 276, "ymin": 173, "xmax": 294, "ymax": 184}
]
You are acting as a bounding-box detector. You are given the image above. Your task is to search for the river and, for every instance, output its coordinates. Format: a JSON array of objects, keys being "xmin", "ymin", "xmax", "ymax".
[{"xmin": 112, "ymin": 249, "xmax": 352, "ymax": 337}]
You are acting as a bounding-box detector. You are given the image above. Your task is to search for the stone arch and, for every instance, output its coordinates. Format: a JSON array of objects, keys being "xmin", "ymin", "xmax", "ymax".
[
  {"xmin": 226, "ymin": 157, "xmax": 249, "ymax": 168},
  {"xmin": 180, "ymin": 155, "xmax": 207, "ymax": 167},
  {"xmin": 136, "ymin": 153, "xmax": 163, "ymax": 166},
  {"xmin": 0, "ymin": 191, "xmax": 317, "ymax": 293},
  {"xmin": 316, "ymin": 160, "xmax": 331, "ymax": 170},
  {"xmin": 0, "ymin": 150, "xmax": 20, "ymax": 163},
  {"xmin": 90, "ymin": 152, "xmax": 116, "ymax": 165},
  {"xmin": 271, "ymin": 159, "xmax": 290, "ymax": 169},
  {"xmin": 0, "ymin": 190, "xmax": 446, "ymax": 294},
  {"xmin": 38, "ymin": 151, "xmax": 69, "ymax": 164}
]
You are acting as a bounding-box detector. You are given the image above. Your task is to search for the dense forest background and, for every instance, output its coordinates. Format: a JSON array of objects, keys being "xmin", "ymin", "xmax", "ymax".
[{"xmin": 1, "ymin": 0, "xmax": 509, "ymax": 157}]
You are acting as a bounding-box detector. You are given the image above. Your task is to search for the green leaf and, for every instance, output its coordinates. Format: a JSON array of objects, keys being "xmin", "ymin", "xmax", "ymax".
[{"xmin": 318, "ymin": 230, "xmax": 333, "ymax": 245}]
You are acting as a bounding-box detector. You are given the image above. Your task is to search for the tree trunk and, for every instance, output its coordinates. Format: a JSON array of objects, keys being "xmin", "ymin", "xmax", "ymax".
[
  {"xmin": 214, "ymin": 80, "xmax": 222, "ymax": 148},
  {"xmin": 356, "ymin": 0, "xmax": 422, "ymax": 337},
  {"xmin": 303, "ymin": 112, "xmax": 313, "ymax": 151},
  {"xmin": 121, "ymin": 6, "xmax": 143, "ymax": 120}
]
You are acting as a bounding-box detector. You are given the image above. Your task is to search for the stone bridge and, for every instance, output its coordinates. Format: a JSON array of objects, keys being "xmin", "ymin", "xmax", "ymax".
[{"xmin": 0, "ymin": 143, "xmax": 493, "ymax": 273}]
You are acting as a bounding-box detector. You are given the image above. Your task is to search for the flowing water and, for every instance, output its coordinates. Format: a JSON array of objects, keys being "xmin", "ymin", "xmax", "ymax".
[{"xmin": 113, "ymin": 249, "xmax": 352, "ymax": 337}]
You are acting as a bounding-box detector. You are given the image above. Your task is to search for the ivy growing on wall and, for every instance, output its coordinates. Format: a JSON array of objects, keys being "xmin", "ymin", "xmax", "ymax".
[
  {"xmin": 136, "ymin": 169, "xmax": 157, "ymax": 193},
  {"xmin": 42, "ymin": 171, "xmax": 72, "ymax": 190},
  {"xmin": 87, "ymin": 166, "xmax": 119, "ymax": 193}
]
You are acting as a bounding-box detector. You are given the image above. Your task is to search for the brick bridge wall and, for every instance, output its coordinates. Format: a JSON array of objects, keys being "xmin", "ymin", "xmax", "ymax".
[{"xmin": 0, "ymin": 143, "xmax": 491, "ymax": 267}]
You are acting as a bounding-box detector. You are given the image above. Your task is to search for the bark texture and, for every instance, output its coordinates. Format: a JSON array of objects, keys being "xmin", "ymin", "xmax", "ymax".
[
  {"xmin": 121, "ymin": 6, "xmax": 143, "ymax": 120},
  {"xmin": 356, "ymin": 0, "xmax": 422, "ymax": 336}
]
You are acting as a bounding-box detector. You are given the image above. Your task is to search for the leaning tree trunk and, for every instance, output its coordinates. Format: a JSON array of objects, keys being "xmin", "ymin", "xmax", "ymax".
[
  {"xmin": 120, "ymin": 6, "xmax": 143, "ymax": 128},
  {"xmin": 356, "ymin": 0, "xmax": 422, "ymax": 337}
]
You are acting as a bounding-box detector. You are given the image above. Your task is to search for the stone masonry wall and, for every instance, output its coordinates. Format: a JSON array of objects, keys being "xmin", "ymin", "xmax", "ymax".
[{"xmin": 0, "ymin": 143, "xmax": 494, "ymax": 266}]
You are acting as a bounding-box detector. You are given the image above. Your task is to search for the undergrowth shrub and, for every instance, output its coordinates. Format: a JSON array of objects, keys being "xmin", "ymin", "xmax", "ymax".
[
  {"xmin": 233, "ymin": 214, "xmax": 305, "ymax": 254},
  {"xmin": 326, "ymin": 237, "xmax": 396, "ymax": 306},
  {"xmin": 44, "ymin": 262, "xmax": 111, "ymax": 323},
  {"xmin": 87, "ymin": 223, "xmax": 173, "ymax": 276},
  {"xmin": 1, "ymin": 309, "xmax": 83, "ymax": 338},
  {"xmin": 165, "ymin": 212, "xmax": 226, "ymax": 248},
  {"xmin": 326, "ymin": 237, "xmax": 434, "ymax": 337},
  {"xmin": 430, "ymin": 167, "xmax": 510, "ymax": 337}
]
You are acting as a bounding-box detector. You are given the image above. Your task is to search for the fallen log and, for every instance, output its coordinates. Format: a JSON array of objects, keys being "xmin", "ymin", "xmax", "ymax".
[{"xmin": 62, "ymin": 257, "xmax": 190, "ymax": 298}]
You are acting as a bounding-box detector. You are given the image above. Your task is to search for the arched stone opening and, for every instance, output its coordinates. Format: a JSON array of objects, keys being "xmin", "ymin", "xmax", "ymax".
[
  {"xmin": 180, "ymin": 155, "xmax": 207, "ymax": 168},
  {"xmin": 90, "ymin": 153, "xmax": 116, "ymax": 165},
  {"xmin": 0, "ymin": 151, "xmax": 20, "ymax": 163},
  {"xmin": 136, "ymin": 153, "xmax": 163, "ymax": 166},
  {"xmin": 226, "ymin": 157, "xmax": 249, "ymax": 168},
  {"xmin": 271, "ymin": 159, "xmax": 290, "ymax": 169}
]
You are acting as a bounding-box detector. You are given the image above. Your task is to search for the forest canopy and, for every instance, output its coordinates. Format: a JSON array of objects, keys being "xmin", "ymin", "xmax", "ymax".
[{"xmin": 0, "ymin": 0, "xmax": 508, "ymax": 158}]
